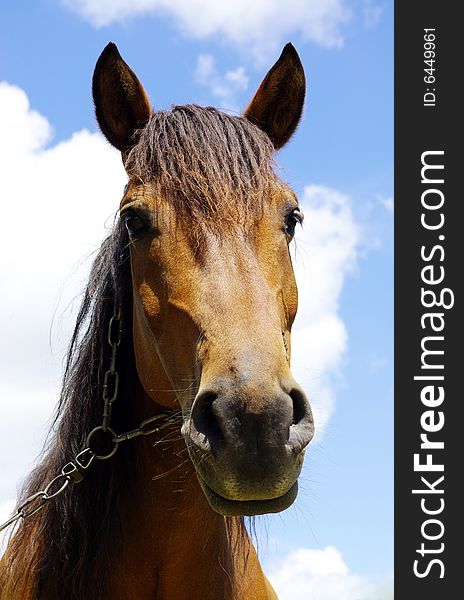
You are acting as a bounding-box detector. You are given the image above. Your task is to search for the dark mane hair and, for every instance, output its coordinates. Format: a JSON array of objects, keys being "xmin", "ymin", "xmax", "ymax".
[
  {"xmin": 0, "ymin": 105, "xmax": 274, "ymax": 599},
  {"xmin": 1, "ymin": 220, "xmax": 138, "ymax": 598}
]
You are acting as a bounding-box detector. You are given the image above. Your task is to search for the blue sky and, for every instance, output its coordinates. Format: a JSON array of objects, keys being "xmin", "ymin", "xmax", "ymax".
[{"xmin": 0, "ymin": 1, "xmax": 392, "ymax": 597}]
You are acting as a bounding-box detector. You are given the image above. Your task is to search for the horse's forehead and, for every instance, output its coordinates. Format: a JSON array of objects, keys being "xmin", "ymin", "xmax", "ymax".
[{"xmin": 121, "ymin": 179, "xmax": 293, "ymax": 214}]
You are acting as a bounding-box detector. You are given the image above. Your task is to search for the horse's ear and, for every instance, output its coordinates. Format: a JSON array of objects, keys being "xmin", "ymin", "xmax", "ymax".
[
  {"xmin": 244, "ymin": 43, "xmax": 305, "ymax": 150},
  {"xmin": 92, "ymin": 43, "xmax": 152, "ymax": 153}
]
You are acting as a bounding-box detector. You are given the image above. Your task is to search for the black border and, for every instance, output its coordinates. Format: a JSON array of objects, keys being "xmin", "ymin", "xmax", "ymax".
[{"xmin": 395, "ymin": 2, "xmax": 462, "ymax": 596}]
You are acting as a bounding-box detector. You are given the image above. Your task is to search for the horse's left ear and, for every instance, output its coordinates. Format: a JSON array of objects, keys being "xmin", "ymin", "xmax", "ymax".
[
  {"xmin": 244, "ymin": 43, "xmax": 305, "ymax": 150},
  {"xmin": 92, "ymin": 42, "xmax": 152, "ymax": 153}
]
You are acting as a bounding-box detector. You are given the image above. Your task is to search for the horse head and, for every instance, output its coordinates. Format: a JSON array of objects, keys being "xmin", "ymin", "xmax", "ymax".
[{"xmin": 92, "ymin": 42, "xmax": 314, "ymax": 517}]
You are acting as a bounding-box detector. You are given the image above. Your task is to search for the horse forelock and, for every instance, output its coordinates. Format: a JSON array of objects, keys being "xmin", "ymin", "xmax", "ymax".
[{"xmin": 124, "ymin": 105, "xmax": 280, "ymax": 226}]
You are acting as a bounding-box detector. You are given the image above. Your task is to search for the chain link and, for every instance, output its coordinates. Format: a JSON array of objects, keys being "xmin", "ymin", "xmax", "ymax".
[
  {"xmin": 0, "ymin": 305, "xmax": 178, "ymax": 534},
  {"xmin": 101, "ymin": 310, "xmax": 122, "ymax": 431},
  {"xmin": 114, "ymin": 413, "xmax": 181, "ymax": 443}
]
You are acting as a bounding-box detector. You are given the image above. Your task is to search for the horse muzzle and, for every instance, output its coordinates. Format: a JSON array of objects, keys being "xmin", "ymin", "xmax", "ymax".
[{"xmin": 181, "ymin": 380, "xmax": 314, "ymax": 516}]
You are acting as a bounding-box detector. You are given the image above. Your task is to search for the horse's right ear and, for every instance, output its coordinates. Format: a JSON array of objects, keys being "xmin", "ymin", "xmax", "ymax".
[{"xmin": 92, "ymin": 43, "xmax": 152, "ymax": 153}]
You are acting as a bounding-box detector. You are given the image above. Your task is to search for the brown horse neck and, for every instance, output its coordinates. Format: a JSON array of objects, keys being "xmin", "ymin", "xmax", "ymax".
[{"xmin": 108, "ymin": 390, "xmax": 271, "ymax": 600}]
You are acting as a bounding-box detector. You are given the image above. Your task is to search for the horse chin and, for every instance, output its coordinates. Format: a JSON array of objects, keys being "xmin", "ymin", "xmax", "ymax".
[{"xmin": 196, "ymin": 474, "xmax": 299, "ymax": 516}]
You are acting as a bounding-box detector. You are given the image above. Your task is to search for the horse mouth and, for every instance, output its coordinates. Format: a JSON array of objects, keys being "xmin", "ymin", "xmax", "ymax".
[{"xmin": 196, "ymin": 474, "xmax": 299, "ymax": 516}]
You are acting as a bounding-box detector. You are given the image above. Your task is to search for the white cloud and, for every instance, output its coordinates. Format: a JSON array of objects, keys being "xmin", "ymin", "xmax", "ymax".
[
  {"xmin": 0, "ymin": 81, "xmax": 126, "ymax": 514},
  {"xmin": 0, "ymin": 82, "xmax": 51, "ymax": 159},
  {"xmin": 268, "ymin": 546, "xmax": 393, "ymax": 600},
  {"xmin": 291, "ymin": 185, "xmax": 359, "ymax": 434},
  {"xmin": 194, "ymin": 53, "xmax": 249, "ymax": 112},
  {"xmin": 62, "ymin": 0, "xmax": 351, "ymax": 60},
  {"xmin": 0, "ymin": 84, "xmax": 359, "ymax": 533}
]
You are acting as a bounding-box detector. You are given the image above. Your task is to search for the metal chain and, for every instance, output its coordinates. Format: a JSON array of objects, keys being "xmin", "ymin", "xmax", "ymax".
[{"xmin": 0, "ymin": 306, "xmax": 178, "ymax": 534}]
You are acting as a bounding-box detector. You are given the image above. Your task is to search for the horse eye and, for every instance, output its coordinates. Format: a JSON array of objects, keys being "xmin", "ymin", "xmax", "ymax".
[
  {"xmin": 122, "ymin": 213, "xmax": 147, "ymax": 238},
  {"xmin": 285, "ymin": 208, "xmax": 304, "ymax": 238}
]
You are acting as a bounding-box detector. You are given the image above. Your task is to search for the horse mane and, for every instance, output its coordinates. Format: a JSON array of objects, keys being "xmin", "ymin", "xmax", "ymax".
[
  {"xmin": 0, "ymin": 105, "xmax": 272, "ymax": 599},
  {"xmin": 0, "ymin": 220, "xmax": 138, "ymax": 598},
  {"xmin": 125, "ymin": 105, "xmax": 279, "ymax": 225}
]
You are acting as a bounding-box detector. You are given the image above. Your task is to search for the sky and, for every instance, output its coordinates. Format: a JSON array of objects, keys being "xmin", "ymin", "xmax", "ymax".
[{"xmin": 0, "ymin": 1, "xmax": 393, "ymax": 598}]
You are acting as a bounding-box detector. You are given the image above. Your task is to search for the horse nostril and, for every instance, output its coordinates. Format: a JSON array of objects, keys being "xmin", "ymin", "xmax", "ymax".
[
  {"xmin": 288, "ymin": 386, "xmax": 314, "ymax": 451},
  {"xmin": 290, "ymin": 387, "xmax": 308, "ymax": 426},
  {"xmin": 191, "ymin": 390, "xmax": 225, "ymax": 450}
]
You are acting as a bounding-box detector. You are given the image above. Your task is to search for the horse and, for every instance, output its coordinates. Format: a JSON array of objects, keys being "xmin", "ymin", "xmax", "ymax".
[{"xmin": 0, "ymin": 41, "xmax": 314, "ymax": 599}]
